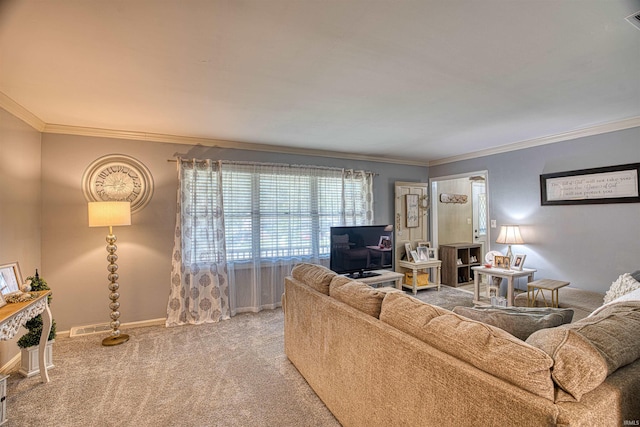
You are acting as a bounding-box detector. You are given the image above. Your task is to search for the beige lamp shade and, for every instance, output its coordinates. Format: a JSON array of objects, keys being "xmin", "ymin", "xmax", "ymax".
[
  {"xmin": 88, "ymin": 201, "xmax": 132, "ymax": 227},
  {"xmin": 495, "ymin": 225, "xmax": 524, "ymax": 244}
]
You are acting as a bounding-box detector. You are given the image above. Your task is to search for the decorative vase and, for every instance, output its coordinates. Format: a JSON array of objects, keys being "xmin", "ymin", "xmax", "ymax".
[{"xmin": 18, "ymin": 340, "xmax": 54, "ymax": 378}]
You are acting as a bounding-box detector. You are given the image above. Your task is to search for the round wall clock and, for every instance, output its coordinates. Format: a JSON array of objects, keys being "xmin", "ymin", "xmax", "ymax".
[{"xmin": 82, "ymin": 154, "xmax": 154, "ymax": 214}]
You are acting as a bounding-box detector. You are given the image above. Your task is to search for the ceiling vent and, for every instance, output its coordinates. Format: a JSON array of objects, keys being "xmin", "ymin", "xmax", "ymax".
[{"xmin": 626, "ymin": 10, "xmax": 640, "ymax": 31}]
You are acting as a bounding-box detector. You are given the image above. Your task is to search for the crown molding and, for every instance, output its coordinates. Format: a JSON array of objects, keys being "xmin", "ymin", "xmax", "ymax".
[
  {"xmin": 42, "ymin": 123, "xmax": 429, "ymax": 166},
  {"xmin": 0, "ymin": 92, "xmax": 46, "ymax": 131},
  {"xmin": 428, "ymin": 116, "xmax": 640, "ymax": 166}
]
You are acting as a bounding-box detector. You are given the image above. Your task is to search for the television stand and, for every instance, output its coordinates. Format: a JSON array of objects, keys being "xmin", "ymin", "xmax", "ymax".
[
  {"xmin": 347, "ymin": 271, "xmax": 380, "ymax": 279},
  {"xmin": 345, "ymin": 269, "xmax": 404, "ymax": 289}
]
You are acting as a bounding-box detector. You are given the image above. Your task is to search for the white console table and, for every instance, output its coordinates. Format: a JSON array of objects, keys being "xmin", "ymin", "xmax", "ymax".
[
  {"xmin": 0, "ymin": 291, "xmax": 52, "ymax": 384},
  {"xmin": 472, "ymin": 266, "xmax": 536, "ymax": 306}
]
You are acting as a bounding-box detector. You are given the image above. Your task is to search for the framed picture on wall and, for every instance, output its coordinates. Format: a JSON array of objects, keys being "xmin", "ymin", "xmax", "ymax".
[{"xmin": 405, "ymin": 194, "xmax": 419, "ymax": 228}]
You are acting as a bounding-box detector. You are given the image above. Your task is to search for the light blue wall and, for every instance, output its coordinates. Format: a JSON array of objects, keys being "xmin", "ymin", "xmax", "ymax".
[{"xmin": 429, "ymin": 127, "xmax": 640, "ymax": 292}]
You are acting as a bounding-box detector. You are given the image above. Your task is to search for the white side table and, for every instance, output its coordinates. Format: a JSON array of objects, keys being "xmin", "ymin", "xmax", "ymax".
[
  {"xmin": 472, "ymin": 267, "xmax": 536, "ymax": 306},
  {"xmin": 397, "ymin": 259, "xmax": 442, "ymax": 295}
]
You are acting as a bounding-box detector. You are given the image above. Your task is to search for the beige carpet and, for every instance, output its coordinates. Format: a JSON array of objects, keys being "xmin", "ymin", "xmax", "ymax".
[{"xmin": 6, "ymin": 309, "xmax": 339, "ymax": 427}]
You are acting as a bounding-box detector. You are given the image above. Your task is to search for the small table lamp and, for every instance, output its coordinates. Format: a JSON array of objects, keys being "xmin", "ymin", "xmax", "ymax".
[
  {"xmin": 88, "ymin": 201, "xmax": 131, "ymax": 346},
  {"xmin": 495, "ymin": 224, "xmax": 524, "ymax": 260}
]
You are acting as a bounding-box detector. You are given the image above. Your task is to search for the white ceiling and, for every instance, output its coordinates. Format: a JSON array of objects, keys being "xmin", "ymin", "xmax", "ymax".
[{"xmin": 1, "ymin": 0, "xmax": 639, "ymax": 165}]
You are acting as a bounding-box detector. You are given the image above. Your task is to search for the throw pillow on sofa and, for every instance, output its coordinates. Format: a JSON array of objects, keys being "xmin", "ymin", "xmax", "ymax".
[
  {"xmin": 452, "ymin": 306, "xmax": 574, "ymax": 340},
  {"xmin": 527, "ymin": 301, "xmax": 640, "ymax": 401},
  {"xmin": 291, "ymin": 263, "xmax": 336, "ymax": 295},
  {"xmin": 604, "ymin": 272, "xmax": 640, "ymax": 303}
]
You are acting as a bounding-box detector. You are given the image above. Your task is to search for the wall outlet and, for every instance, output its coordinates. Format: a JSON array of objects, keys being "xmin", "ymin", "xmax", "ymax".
[{"xmin": 490, "ymin": 220, "xmax": 497, "ymax": 228}]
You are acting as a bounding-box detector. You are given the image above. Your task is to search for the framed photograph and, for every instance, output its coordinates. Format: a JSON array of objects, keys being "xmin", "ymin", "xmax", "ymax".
[
  {"xmin": 512, "ymin": 254, "xmax": 526, "ymax": 271},
  {"xmin": 404, "ymin": 243, "xmax": 413, "ymax": 261},
  {"xmin": 0, "ymin": 262, "xmax": 23, "ymax": 296},
  {"xmin": 427, "ymin": 247, "xmax": 438, "ymax": 260},
  {"xmin": 410, "ymin": 250, "xmax": 419, "ymax": 263},
  {"xmin": 405, "ymin": 194, "xmax": 419, "ymax": 227},
  {"xmin": 417, "ymin": 246, "xmax": 429, "ymax": 261},
  {"xmin": 494, "ymin": 255, "xmax": 511, "ymax": 270},
  {"xmin": 540, "ymin": 163, "xmax": 640, "ymax": 205},
  {"xmin": 417, "ymin": 241, "xmax": 431, "ymax": 248},
  {"xmin": 378, "ymin": 236, "xmax": 391, "ymax": 249}
]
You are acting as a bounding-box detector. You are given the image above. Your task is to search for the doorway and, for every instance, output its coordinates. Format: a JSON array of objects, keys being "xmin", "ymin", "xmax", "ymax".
[{"xmin": 430, "ymin": 171, "xmax": 490, "ymax": 257}]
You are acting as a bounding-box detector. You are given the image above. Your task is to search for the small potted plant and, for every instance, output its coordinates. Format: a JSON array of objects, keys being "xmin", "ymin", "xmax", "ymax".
[{"xmin": 17, "ymin": 270, "xmax": 56, "ymax": 377}]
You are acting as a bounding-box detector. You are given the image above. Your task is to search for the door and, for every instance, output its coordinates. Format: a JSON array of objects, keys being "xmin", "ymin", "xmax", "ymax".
[
  {"xmin": 471, "ymin": 179, "xmax": 488, "ymax": 256},
  {"xmin": 394, "ymin": 181, "xmax": 429, "ymax": 270}
]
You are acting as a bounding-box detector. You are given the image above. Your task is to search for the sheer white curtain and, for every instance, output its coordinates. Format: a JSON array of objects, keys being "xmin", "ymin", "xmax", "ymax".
[
  {"xmin": 166, "ymin": 159, "xmax": 230, "ymax": 326},
  {"xmin": 168, "ymin": 159, "xmax": 374, "ymax": 319}
]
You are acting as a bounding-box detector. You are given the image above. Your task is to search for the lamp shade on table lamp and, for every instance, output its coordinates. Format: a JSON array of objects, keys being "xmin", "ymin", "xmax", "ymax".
[{"xmin": 495, "ymin": 225, "xmax": 524, "ymax": 260}]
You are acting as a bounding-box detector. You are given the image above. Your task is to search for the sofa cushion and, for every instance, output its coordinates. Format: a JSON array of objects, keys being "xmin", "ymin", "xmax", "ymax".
[
  {"xmin": 329, "ymin": 275, "xmax": 353, "ymax": 293},
  {"xmin": 452, "ymin": 306, "xmax": 574, "ymax": 340},
  {"xmin": 604, "ymin": 273, "xmax": 640, "ymax": 304},
  {"xmin": 389, "ymin": 308, "xmax": 554, "ymax": 400},
  {"xmin": 291, "ymin": 263, "xmax": 336, "ymax": 295},
  {"xmin": 329, "ymin": 281, "xmax": 387, "ymax": 318},
  {"xmin": 380, "ymin": 292, "xmax": 450, "ymax": 330},
  {"xmin": 527, "ymin": 301, "xmax": 640, "ymax": 401}
]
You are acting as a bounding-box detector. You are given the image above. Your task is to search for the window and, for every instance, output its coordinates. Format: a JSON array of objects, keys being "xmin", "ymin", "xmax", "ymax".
[{"xmin": 182, "ymin": 162, "xmax": 373, "ymax": 264}]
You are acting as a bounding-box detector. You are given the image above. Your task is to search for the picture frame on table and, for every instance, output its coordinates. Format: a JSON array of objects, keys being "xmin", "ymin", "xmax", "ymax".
[
  {"xmin": 417, "ymin": 246, "xmax": 429, "ymax": 261},
  {"xmin": 410, "ymin": 250, "xmax": 419, "ymax": 263},
  {"xmin": 494, "ymin": 255, "xmax": 511, "ymax": 269},
  {"xmin": 427, "ymin": 247, "xmax": 438, "ymax": 260},
  {"xmin": 512, "ymin": 254, "xmax": 526, "ymax": 271},
  {"xmin": 404, "ymin": 243, "xmax": 413, "ymax": 261},
  {"xmin": 417, "ymin": 241, "xmax": 431, "ymax": 248},
  {"xmin": 378, "ymin": 236, "xmax": 392, "ymax": 249},
  {"xmin": 0, "ymin": 261, "xmax": 23, "ymax": 296}
]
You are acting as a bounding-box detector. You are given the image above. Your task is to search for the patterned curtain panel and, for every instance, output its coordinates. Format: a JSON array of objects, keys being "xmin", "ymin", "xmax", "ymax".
[
  {"xmin": 167, "ymin": 159, "xmax": 374, "ymax": 321},
  {"xmin": 166, "ymin": 159, "xmax": 230, "ymax": 326}
]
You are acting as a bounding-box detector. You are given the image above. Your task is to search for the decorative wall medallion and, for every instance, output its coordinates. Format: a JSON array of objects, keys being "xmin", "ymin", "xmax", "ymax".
[{"xmin": 82, "ymin": 154, "xmax": 154, "ymax": 213}]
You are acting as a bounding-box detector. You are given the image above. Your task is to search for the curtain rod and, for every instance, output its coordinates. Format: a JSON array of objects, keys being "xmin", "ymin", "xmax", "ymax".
[{"xmin": 166, "ymin": 158, "xmax": 376, "ymax": 175}]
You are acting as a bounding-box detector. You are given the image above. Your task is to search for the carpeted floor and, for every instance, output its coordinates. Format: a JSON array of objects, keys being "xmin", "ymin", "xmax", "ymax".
[{"xmin": 5, "ymin": 285, "xmax": 475, "ymax": 426}]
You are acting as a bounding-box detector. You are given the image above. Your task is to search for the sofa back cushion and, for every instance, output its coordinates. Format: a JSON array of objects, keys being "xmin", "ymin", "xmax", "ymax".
[
  {"xmin": 380, "ymin": 292, "xmax": 450, "ymax": 329},
  {"xmin": 527, "ymin": 301, "xmax": 640, "ymax": 401},
  {"xmin": 385, "ymin": 304, "xmax": 554, "ymax": 400},
  {"xmin": 291, "ymin": 263, "xmax": 336, "ymax": 295},
  {"xmin": 329, "ymin": 281, "xmax": 388, "ymax": 318},
  {"xmin": 452, "ymin": 306, "xmax": 574, "ymax": 340}
]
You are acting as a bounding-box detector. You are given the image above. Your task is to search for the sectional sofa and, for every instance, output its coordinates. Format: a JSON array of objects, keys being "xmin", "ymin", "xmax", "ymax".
[{"xmin": 283, "ymin": 263, "xmax": 640, "ymax": 426}]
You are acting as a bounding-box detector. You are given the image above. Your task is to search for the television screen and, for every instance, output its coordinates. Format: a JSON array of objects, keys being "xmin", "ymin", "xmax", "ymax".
[{"xmin": 329, "ymin": 225, "xmax": 393, "ymax": 278}]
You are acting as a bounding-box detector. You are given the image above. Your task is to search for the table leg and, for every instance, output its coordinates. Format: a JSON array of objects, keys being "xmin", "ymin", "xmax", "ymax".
[
  {"xmin": 474, "ymin": 271, "xmax": 480, "ymax": 303},
  {"xmin": 38, "ymin": 302, "xmax": 52, "ymax": 383},
  {"xmin": 436, "ymin": 264, "xmax": 441, "ymax": 291},
  {"xmin": 507, "ymin": 277, "xmax": 514, "ymax": 307},
  {"xmin": 412, "ymin": 267, "xmax": 417, "ymax": 295}
]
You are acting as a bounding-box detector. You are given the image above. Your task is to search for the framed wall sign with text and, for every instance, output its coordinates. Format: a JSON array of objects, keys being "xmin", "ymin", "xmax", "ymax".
[{"xmin": 540, "ymin": 163, "xmax": 640, "ymax": 206}]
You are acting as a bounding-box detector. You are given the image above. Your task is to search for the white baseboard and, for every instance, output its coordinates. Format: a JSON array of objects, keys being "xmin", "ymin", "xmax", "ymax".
[{"xmin": 0, "ymin": 317, "xmax": 166, "ymax": 374}]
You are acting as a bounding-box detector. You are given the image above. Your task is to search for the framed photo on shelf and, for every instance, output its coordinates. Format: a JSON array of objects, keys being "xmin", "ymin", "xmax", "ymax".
[
  {"xmin": 427, "ymin": 247, "xmax": 438, "ymax": 260},
  {"xmin": 0, "ymin": 261, "xmax": 23, "ymax": 296},
  {"xmin": 512, "ymin": 254, "xmax": 526, "ymax": 271},
  {"xmin": 417, "ymin": 241, "xmax": 431, "ymax": 248},
  {"xmin": 417, "ymin": 246, "xmax": 429, "ymax": 261},
  {"xmin": 410, "ymin": 250, "xmax": 419, "ymax": 263},
  {"xmin": 494, "ymin": 255, "xmax": 511, "ymax": 270}
]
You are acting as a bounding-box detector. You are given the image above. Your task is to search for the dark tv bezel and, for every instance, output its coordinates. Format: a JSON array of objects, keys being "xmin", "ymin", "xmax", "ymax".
[{"xmin": 329, "ymin": 224, "xmax": 393, "ymax": 276}]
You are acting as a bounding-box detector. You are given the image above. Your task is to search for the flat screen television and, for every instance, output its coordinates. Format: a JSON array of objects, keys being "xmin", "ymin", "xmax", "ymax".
[{"xmin": 329, "ymin": 225, "xmax": 393, "ymax": 279}]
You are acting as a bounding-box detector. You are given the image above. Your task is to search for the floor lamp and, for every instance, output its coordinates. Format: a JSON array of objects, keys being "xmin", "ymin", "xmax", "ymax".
[{"xmin": 88, "ymin": 201, "xmax": 132, "ymax": 346}]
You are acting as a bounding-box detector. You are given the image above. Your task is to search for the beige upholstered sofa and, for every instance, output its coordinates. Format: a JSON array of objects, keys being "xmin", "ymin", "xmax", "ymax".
[{"xmin": 283, "ymin": 263, "xmax": 640, "ymax": 427}]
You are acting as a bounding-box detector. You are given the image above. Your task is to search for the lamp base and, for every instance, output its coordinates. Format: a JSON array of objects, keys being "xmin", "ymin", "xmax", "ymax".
[{"xmin": 102, "ymin": 334, "xmax": 130, "ymax": 346}]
